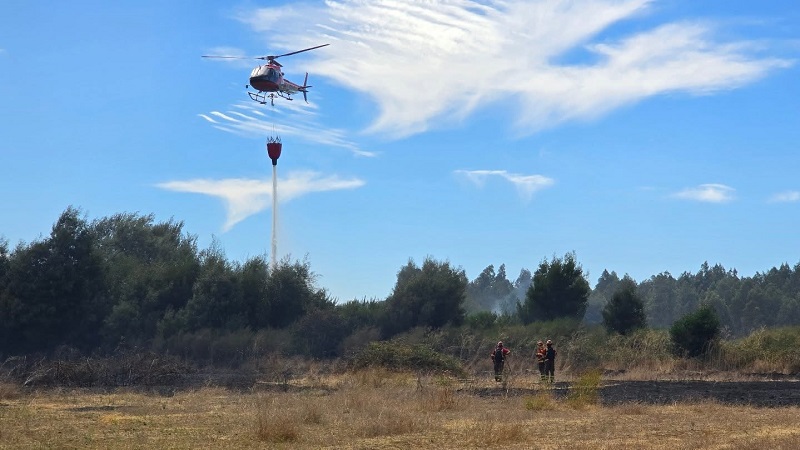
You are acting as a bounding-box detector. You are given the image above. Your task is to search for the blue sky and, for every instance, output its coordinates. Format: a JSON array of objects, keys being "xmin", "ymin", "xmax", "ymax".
[{"xmin": 2, "ymin": 0, "xmax": 799, "ymax": 302}]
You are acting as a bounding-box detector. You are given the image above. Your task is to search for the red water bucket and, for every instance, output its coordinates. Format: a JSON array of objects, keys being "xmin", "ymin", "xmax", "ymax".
[{"xmin": 267, "ymin": 142, "xmax": 282, "ymax": 165}]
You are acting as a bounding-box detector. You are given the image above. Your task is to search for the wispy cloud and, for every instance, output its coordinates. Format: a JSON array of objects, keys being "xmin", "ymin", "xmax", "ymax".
[
  {"xmin": 198, "ymin": 114, "xmax": 218, "ymax": 124},
  {"xmin": 455, "ymin": 169, "xmax": 554, "ymax": 201},
  {"xmin": 157, "ymin": 171, "xmax": 365, "ymax": 230},
  {"xmin": 671, "ymin": 183, "xmax": 735, "ymax": 203},
  {"xmin": 202, "ymin": 102, "xmax": 374, "ymax": 157},
  {"xmin": 769, "ymin": 190, "xmax": 800, "ymax": 203},
  {"xmin": 236, "ymin": 0, "xmax": 791, "ymax": 138}
]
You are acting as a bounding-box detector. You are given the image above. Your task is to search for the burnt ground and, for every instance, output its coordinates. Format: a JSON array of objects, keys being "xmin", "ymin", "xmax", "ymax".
[{"xmin": 472, "ymin": 380, "xmax": 800, "ymax": 407}]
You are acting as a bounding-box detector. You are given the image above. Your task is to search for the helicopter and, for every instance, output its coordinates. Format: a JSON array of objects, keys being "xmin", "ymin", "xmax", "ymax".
[{"xmin": 202, "ymin": 44, "xmax": 329, "ymax": 106}]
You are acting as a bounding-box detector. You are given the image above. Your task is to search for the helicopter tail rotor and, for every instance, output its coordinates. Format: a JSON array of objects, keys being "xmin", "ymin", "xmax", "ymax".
[{"xmin": 301, "ymin": 73, "xmax": 310, "ymax": 103}]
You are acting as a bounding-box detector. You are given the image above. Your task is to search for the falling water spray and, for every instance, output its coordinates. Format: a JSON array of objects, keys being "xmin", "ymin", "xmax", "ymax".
[
  {"xmin": 271, "ymin": 164, "xmax": 278, "ymax": 269},
  {"xmin": 266, "ymin": 136, "xmax": 282, "ymax": 269}
]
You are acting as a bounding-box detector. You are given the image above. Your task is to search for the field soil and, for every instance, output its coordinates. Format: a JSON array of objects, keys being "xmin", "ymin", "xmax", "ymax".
[
  {"xmin": 3, "ymin": 374, "xmax": 800, "ymax": 449},
  {"xmin": 474, "ymin": 379, "xmax": 800, "ymax": 407}
]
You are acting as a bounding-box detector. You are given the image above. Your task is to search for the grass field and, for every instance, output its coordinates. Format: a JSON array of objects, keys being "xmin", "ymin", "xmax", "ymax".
[{"xmin": 1, "ymin": 370, "xmax": 799, "ymax": 449}]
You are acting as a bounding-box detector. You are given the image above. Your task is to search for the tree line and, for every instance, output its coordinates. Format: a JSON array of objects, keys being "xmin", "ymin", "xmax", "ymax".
[
  {"xmin": 463, "ymin": 260, "xmax": 800, "ymax": 338},
  {"xmin": 1, "ymin": 207, "xmax": 798, "ymax": 360}
]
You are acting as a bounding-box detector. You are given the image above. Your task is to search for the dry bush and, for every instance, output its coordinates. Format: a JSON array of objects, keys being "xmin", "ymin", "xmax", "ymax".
[
  {"xmin": 350, "ymin": 341, "xmax": 466, "ymax": 376},
  {"xmin": 299, "ymin": 398, "xmax": 325, "ymax": 425},
  {"xmin": 249, "ymin": 328, "xmax": 293, "ymax": 357},
  {"xmin": 255, "ymin": 412, "xmax": 300, "ymax": 443},
  {"xmin": 612, "ymin": 401, "xmax": 648, "ymax": 416},
  {"xmin": 420, "ymin": 387, "xmax": 460, "ymax": 412},
  {"xmin": 359, "ymin": 409, "xmax": 425, "ymax": 438},
  {"xmin": 328, "ymin": 374, "xmax": 432, "ymax": 439},
  {"xmin": 254, "ymin": 395, "xmax": 301, "ymax": 443},
  {"xmin": 254, "ymin": 353, "xmax": 312, "ymax": 384},
  {"xmin": 0, "ymin": 381, "xmax": 21, "ymax": 400},
  {"xmin": 338, "ymin": 326, "xmax": 381, "ymax": 357},
  {"xmin": 601, "ymin": 329, "xmax": 675, "ymax": 372},
  {"xmin": 349, "ymin": 367, "xmax": 413, "ymax": 389},
  {"xmin": 524, "ymin": 389, "xmax": 557, "ymax": 411},
  {"xmin": 716, "ymin": 327, "xmax": 800, "ymax": 375},
  {"xmin": 463, "ymin": 421, "xmax": 526, "ymax": 447},
  {"xmin": 566, "ymin": 369, "xmax": 602, "ymax": 409},
  {"xmin": 15, "ymin": 352, "xmax": 190, "ymax": 388}
]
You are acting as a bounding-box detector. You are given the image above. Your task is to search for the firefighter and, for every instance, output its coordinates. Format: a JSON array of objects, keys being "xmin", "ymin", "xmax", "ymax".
[
  {"xmin": 544, "ymin": 339, "xmax": 557, "ymax": 383},
  {"xmin": 490, "ymin": 341, "xmax": 510, "ymax": 382},
  {"xmin": 535, "ymin": 340, "xmax": 547, "ymax": 382}
]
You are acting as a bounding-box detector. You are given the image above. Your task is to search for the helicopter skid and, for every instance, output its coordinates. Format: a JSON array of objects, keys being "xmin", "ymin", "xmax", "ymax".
[{"xmin": 248, "ymin": 90, "xmax": 293, "ymax": 106}]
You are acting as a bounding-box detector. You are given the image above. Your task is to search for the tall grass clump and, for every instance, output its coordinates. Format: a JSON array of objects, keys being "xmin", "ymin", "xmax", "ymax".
[
  {"xmin": 524, "ymin": 389, "xmax": 557, "ymax": 411},
  {"xmin": 254, "ymin": 397, "xmax": 300, "ymax": 443},
  {"xmin": 360, "ymin": 410, "xmax": 424, "ymax": 438},
  {"xmin": 717, "ymin": 327, "xmax": 800, "ymax": 373},
  {"xmin": 420, "ymin": 387, "xmax": 460, "ymax": 412},
  {"xmin": 350, "ymin": 341, "xmax": 465, "ymax": 376},
  {"xmin": 349, "ymin": 367, "xmax": 412, "ymax": 389},
  {"xmin": 560, "ymin": 326, "xmax": 608, "ymax": 372},
  {"xmin": 566, "ymin": 369, "xmax": 602, "ymax": 409},
  {"xmin": 0, "ymin": 381, "xmax": 21, "ymax": 400},
  {"xmin": 255, "ymin": 411, "xmax": 300, "ymax": 443},
  {"xmin": 605, "ymin": 329, "xmax": 674, "ymax": 370},
  {"xmin": 464, "ymin": 422, "xmax": 525, "ymax": 447}
]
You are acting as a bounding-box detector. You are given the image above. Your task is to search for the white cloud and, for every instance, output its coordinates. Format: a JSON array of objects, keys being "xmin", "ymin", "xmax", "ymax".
[
  {"xmin": 235, "ymin": 0, "xmax": 791, "ymax": 138},
  {"xmin": 157, "ymin": 171, "xmax": 365, "ymax": 230},
  {"xmin": 198, "ymin": 114, "xmax": 218, "ymax": 124},
  {"xmin": 455, "ymin": 169, "xmax": 554, "ymax": 201},
  {"xmin": 671, "ymin": 183, "xmax": 735, "ymax": 203},
  {"xmin": 769, "ymin": 191, "xmax": 800, "ymax": 203},
  {"xmin": 203, "ymin": 102, "xmax": 374, "ymax": 157}
]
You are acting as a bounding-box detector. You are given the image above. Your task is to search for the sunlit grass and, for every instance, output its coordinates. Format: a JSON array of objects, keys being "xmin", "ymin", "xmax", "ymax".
[
  {"xmin": 566, "ymin": 369, "xmax": 602, "ymax": 408},
  {"xmin": 0, "ymin": 372, "xmax": 798, "ymax": 449}
]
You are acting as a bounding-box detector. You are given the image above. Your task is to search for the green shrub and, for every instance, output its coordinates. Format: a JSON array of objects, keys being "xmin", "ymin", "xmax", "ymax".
[
  {"xmin": 465, "ymin": 311, "xmax": 498, "ymax": 329},
  {"xmin": 602, "ymin": 277, "xmax": 646, "ymax": 336},
  {"xmin": 670, "ymin": 305, "xmax": 720, "ymax": 358},
  {"xmin": 531, "ymin": 318, "xmax": 583, "ymax": 343}
]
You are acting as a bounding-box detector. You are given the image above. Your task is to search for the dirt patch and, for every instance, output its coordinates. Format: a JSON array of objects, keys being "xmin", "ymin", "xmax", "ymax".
[
  {"xmin": 600, "ymin": 380, "xmax": 800, "ymax": 407},
  {"xmin": 472, "ymin": 380, "xmax": 800, "ymax": 407},
  {"xmin": 68, "ymin": 405, "xmax": 135, "ymax": 413}
]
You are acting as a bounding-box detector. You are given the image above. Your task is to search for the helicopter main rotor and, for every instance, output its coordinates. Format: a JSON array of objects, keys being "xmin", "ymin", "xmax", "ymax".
[{"xmin": 202, "ymin": 43, "xmax": 329, "ymax": 66}]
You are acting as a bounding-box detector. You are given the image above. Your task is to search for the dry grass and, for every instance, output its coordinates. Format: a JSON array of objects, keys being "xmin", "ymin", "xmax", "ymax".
[
  {"xmin": 0, "ymin": 382, "xmax": 21, "ymax": 400},
  {"xmin": 524, "ymin": 390, "xmax": 557, "ymax": 411},
  {"xmin": 0, "ymin": 372, "xmax": 799, "ymax": 449},
  {"xmin": 565, "ymin": 369, "xmax": 601, "ymax": 409}
]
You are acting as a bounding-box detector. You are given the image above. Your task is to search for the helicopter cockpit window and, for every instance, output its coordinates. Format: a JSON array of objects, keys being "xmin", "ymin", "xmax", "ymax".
[
  {"xmin": 251, "ymin": 66, "xmax": 282, "ymax": 83},
  {"xmin": 265, "ymin": 68, "xmax": 280, "ymax": 82}
]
